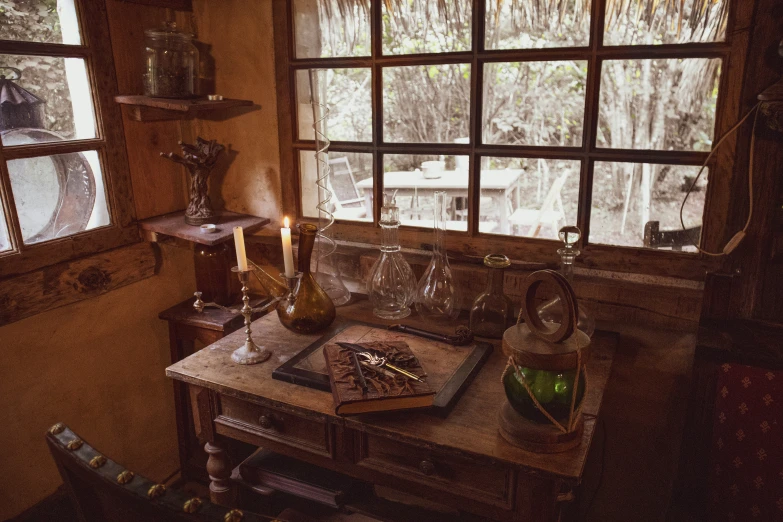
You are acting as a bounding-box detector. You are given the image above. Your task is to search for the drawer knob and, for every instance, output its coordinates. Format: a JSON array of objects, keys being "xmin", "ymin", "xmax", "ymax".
[
  {"xmin": 259, "ymin": 415, "xmax": 274, "ymax": 430},
  {"xmin": 418, "ymin": 459, "xmax": 435, "ymax": 476}
]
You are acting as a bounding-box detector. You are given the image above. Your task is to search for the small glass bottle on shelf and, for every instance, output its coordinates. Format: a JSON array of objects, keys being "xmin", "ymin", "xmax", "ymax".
[
  {"xmin": 537, "ymin": 226, "xmax": 595, "ymax": 337},
  {"xmin": 367, "ymin": 192, "xmax": 417, "ymax": 319},
  {"xmin": 469, "ymin": 254, "xmax": 514, "ymax": 339},
  {"xmin": 415, "ymin": 191, "xmax": 457, "ymax": 320}
]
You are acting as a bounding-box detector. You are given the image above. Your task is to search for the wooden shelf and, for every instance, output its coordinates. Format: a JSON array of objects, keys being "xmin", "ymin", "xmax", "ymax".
[
  {"xmin": 139, "ymin": 210, "xmax": 271, "ymax": 246},
  {"xmin": 115, "ymin": 95, "xmax": 254, "ymax": 122}
]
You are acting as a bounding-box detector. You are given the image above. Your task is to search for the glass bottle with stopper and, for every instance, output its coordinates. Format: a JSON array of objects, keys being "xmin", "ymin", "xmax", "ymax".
[
  {"xmin": 469, "ymin": 254, "xmax": 514, "ymax": 338},
  {"xmin": 367, "ymin": 192, "xmax": 417, "ymax": 319},
  {"xmin": 537, "ymin": 226, "xmax": 594, "ymax": 337}
]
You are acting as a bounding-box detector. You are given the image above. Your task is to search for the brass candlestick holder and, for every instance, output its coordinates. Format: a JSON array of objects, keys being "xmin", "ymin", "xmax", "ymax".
[{"xmin": 193, "ymin": 266, "xmax": 280, "ymax": 365}]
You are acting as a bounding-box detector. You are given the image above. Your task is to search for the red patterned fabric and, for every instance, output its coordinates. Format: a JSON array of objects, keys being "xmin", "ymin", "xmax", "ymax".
[{"xmin": 707, "ymin": 363, "xmax": 783, "ymax": 521}]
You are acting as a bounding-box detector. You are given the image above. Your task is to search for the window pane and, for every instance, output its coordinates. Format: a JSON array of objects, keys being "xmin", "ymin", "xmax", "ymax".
[
  {"xmin": 480, "ymin": 157, "xmax": 580, "ymax": 239},
  {"xmin": 0, "ymin": 0, "xmax": 81, "ymax": 44},
  {"xmin": 8, "ymin": 150, "xmax": 109, "ymax": 245},
  {"xmin": 0, "ymin": 55, "xmax": 96, "ymax": 144},
  {"xmin": 384, "ymin": 64, "xmax": 470, "ymax": 143},
  {"xmin": 483, "ymin": 61, "xmax": 587, "ymax": 147},
  {"xmin": 604, "ymin": 0, "xmax": 728, "ymax": 46},
  {"xmin": 485, "ymin": 1, "xmax": 590, "ymax": 49},
  {"xmin": 294, "ymin": 0, "xmax": 370, "ymax": 58},
  {"xmin": 589, "ymin": 162, "xmax": 706, "ymax": 251},
  {"xmin": 382, "ymin": 0, "xmax": 471, "ymax": 55},
  {"xmin": 299, "ymin": 150, "xmax": 372, "ymax": 222},
  {"xmin": 0, "ymin": 198, "xmax": 10, "ymax": 252},
  {"xmin": 598, "ymin": 59, "xmax": 720, "ymax": 151},
  {"xmin": 383, "ymin": 154, "xmax": 468, "ymax": 231},
  {"xmin": 296, "ymin": 68, "xmax": 372, "ymax": 142}
]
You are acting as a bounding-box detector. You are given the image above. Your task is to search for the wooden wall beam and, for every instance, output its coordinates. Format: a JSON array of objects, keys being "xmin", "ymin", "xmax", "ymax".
[{"xmin": 0, "ymin": 242, "xmax": 158, "ymax": 326}]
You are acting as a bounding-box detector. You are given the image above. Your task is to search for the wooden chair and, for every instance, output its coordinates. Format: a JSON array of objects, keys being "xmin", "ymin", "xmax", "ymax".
[
  {"xmin": 643, "ymin": 221, "xmax": 702, "ymax": 251},
  {"xmin": 46, "ymin": 423, "xmax": 312, "ymax": 522},
  {"xmin": 326, "ymin": 157, "xmax": 368, "ymax": 221},
  {"xmin": 508, "ymin": 169, "xmax": 569, "ymax": 238}
]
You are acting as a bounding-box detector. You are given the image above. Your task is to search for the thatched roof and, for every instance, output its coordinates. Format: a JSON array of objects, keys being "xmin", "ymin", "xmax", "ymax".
[{"xmin": 319, "ymin": 0, "xmax": 727, "ymax": 42}]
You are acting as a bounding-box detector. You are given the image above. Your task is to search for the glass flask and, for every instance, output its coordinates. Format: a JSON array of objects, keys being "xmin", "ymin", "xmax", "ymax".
[
  {"xmin": 144, "ymin": 22, "xmax": 199, "ymax": 97},
  {"xmin": 276, "ymin": 223, "xmax": 336, "ymax": 334},
  {"xmin": 537, "ymin": 226, "xmax": 595, "ymax": 337},
  {"xmin": 415, "ymin": 191, "xmax": 457, "ymax": 319},
  {"xmin": 502, "ymin": 364, "xmax": 586, "ymax": 424},
  {"xmin": 367, "ymin": 193, "xmax": 417, "ymax": 319},
  {"xmin": 469, "ymin": 254, "xmax": 514, "ymax": 338}
]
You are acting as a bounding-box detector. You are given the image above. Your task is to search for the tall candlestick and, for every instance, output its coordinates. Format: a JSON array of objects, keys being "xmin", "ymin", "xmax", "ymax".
[
  {"xmin": 233, "ymin": 226, "xmax": 249, "ymax": 272},
  {"xmin": 281, "ymin": 217, "xmax": 295, "ymax": 278}
]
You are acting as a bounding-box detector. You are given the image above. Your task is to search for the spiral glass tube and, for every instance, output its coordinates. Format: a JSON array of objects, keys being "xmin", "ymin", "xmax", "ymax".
[{"xmin": 308, "ymin": 69, "xmax": 350, "ymax": 306}]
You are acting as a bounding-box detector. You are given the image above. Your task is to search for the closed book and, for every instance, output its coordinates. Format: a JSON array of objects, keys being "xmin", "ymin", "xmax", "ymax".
[{"xmin": 324, "ymin": 341, "xmax": 434, "ymax": 415}]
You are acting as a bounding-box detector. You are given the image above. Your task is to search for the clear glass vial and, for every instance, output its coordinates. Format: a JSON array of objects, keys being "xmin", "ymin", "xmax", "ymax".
[
  {"xmin": 367, "ymin": 193, "xmax": 417, "ymax": 319},
  {"xmin": 470, "ymin": 254, "xmax": 514, "ymax": 338},
  {"xmin": 415, "ymin": 191, "xmax": 457, "ymax": 320},
  {"xmin": 537, "ymin": 226, "xmax": 595, "ymax": 337}
]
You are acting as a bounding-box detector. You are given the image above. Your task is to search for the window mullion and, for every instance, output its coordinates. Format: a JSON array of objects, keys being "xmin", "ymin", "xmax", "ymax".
[
  {"xmin": 371, "ymin": 0, "xmax": 383, "ymax": 225},
  {"xmin": 578, "ymin": 0, "xmax": 608, "ymax": 248},
  {"xmin": 1, "ymin": 139, "xmax": 106, "ymax": 161},
  {"xmin": 0, "ymin": 40, "xmax": 90, "ymax": 58},
  {"xmin": 0, "ymin": 148, "xmax": 25, "ymax": 254}
]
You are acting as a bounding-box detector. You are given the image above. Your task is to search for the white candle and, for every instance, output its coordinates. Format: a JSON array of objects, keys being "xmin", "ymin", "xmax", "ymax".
[
  {"xmin": 233, "ymin": 226, "xmax": 249, "ymax": 272},
  {"xmin": 281, "ymin": 216, "xmax": 295, "ymax": 278}
]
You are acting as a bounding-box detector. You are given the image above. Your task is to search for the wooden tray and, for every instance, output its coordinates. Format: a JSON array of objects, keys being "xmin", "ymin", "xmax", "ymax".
[{"xmin": 273, "ymin": 321, "xmax": 493, "ymax": 418}]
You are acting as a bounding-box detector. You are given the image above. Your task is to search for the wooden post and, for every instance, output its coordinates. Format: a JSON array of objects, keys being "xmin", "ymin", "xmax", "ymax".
[{"xmin": 204, "ymin": 441, "xmax": 236, "ymax": 507}]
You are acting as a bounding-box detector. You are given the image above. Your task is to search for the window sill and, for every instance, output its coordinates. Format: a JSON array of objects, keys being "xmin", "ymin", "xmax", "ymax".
[
  {"xmin": 244, "ymin": 234, "xmax": 704, "ymax": 332},
  {"xmin": 0, "ymin": 241, "xmax": 158, "ymax": 327}
]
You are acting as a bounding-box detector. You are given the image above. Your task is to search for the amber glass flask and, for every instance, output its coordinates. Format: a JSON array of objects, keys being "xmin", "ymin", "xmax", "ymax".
[{"xmin": 276, "ymin": 223, "xmax": 336, "ymax": 334}]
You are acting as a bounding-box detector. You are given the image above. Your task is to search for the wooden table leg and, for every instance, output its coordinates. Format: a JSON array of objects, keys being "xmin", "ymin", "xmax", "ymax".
[{"xmin": 205, "ymin": 440, "xmax": 236, "ymax": 507}]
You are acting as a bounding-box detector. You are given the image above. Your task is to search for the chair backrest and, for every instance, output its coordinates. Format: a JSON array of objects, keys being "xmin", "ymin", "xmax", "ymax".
[
  {"xmin": 327, "ymin": 157, "xmax": 363, "ymax": 205},
  {"xmin": 46, "ymin": 424, "xmax": 273, "ymax": 522},
  {"xmin": 530, "ymin": 169, "xmax": 570, "ymax": 237},
  {"xmin": 643, "ymin": 220, "xmax": 702, "ymax": 250}
]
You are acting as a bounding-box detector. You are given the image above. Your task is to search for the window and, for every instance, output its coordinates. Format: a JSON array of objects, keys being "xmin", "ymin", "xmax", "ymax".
[
  {"xmin": 0, "ymin": 0, "xmax": 134, "ymax": 276},
  {"xmin": 277, "ymin": 0, "xmax": 748, "ymax": 279}
]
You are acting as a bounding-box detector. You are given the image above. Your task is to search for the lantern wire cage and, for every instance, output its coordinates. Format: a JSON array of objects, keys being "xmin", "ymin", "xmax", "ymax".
[{"xmin": 308, "ymin": 69, "xmax": 351, "ymax": 306}]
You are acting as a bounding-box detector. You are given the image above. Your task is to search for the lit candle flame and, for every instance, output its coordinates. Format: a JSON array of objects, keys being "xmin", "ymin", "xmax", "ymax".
[{"xmin": 284, "ymin": 216, "xmax": 290, "ymax": 228}]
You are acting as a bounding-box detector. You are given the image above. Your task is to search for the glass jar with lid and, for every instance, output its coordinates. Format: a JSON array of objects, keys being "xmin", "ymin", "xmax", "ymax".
[{"xmin": 144, "ymin": 22, "xmax": 199, "ymax": 98}]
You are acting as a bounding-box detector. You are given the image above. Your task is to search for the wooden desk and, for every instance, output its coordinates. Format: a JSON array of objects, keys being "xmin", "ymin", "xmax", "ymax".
[
  {"xmin": 159, "ymin": 296, "xmax": 273, "ymax": 481},
  {"xmin": 166, "ymin": 299, "xmax": 614, "ymax": 521}
]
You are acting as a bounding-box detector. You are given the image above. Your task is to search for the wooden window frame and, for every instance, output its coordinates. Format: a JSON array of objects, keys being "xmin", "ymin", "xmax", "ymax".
[
  {"xmin": 273, "ymin": 0, "xmax": 756, "ymax": 280},
  {"xmin": 0, "ymin": 0, "xmax": 137, "ymax": 279}
]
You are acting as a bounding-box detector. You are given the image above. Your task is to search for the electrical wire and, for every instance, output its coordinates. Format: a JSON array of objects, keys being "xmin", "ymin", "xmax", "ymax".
[{"xmin": 679, "ymin": 102, "xmax": 761, "ymax": 256}]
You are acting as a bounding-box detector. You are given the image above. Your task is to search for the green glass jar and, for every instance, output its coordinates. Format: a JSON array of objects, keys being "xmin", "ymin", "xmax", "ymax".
[{"xmin": 502, "ymin": 365, "xmax": 585, "ymax": 424}]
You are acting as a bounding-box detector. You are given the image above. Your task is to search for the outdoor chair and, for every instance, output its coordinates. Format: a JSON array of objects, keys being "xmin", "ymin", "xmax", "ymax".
[
  {"xmin": 643, "ymin": 221, "xmax": 702, "ymax": 251},
  {"xmin": 509, "ymin": 169, "xmax": 570, "ymax": 238}
]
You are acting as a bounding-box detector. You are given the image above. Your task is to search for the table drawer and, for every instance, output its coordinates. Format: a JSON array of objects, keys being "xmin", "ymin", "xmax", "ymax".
[
  {"xmin": 216, "ymin": 395, "xmax": 332, "ymax": 458},
  {"xmin": 356, "ymin": 433, "xmax": 514, "ymax": 508}
]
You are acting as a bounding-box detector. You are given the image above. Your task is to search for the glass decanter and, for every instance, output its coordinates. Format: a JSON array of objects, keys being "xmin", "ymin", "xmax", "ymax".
[
  {"xmin": 276, "ymin": 223, "xmax": 336, "ymax": 334},
  {"xmin": 469, "ymin": 254, "xmax": 514, "ymax": 339},
  {"xmin": 367, "ymin": 193, "xmax": 417, "ymax": 319},
  {"xmin": 537, "ymin": 226, "xmax": 595, "ymax": 337},
  {"xmin": 415, "ymin": 191, "xmax": 457, "ymax": 320}
]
